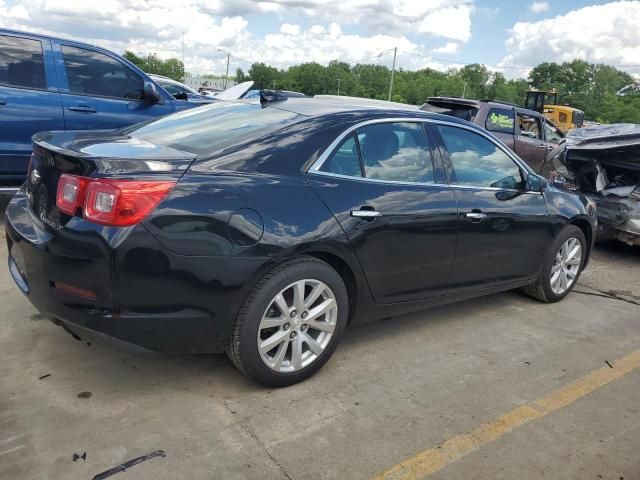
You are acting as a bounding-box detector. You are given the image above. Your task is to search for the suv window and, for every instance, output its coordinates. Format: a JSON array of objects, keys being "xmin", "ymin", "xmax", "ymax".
[
  {"xmin": 357, "ymin": 122, "xmax": 434, "ymax": 183},
  {"xmin": 320, "ymin": 134, "xmax": 363, "ymax": 177},
  {"xmin": 517, "ymin": 113, "xmax": 542, "ymax": 140},
  {"xmin": 0, "ymin": 35, "xmax": 46, "ymax": 90},
  {"xmin": 544, "ymin": 120, "xmax": 564, "ymax": 144},
  {"xmin": 485, "ymin": 108, "xmax": 515, "ymax": 134},
  {"xmin": 436, "ymin": 125, "xmax": 523, "ymax": 189},
  {"xmin": 61, "ymin": 45, "xmax": 144, "ymax": 100}
]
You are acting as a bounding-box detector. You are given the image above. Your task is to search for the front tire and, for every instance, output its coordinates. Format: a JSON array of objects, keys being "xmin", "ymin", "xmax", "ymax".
[
  {"xmin": 522, "ymin": 225, "xmax": 586, "ymax": 303},
  {"xmin": 226, "ymin": 257, "xmax": 348, "ymax": 387}
]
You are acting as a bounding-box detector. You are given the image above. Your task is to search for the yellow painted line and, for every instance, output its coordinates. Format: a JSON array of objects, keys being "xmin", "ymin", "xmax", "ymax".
[{"xmin": 374, "ymin": 349, "xmax": 640, "ymax": 480}]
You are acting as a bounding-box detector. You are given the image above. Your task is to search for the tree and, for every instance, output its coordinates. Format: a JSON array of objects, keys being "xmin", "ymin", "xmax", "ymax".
[
  {"xmin": 235, "ymin": 68, "xmax": 246, "ymax": 83},
  {"xmin": 123, "ymin": 50, "xmax": 184, "ymax": 81}
]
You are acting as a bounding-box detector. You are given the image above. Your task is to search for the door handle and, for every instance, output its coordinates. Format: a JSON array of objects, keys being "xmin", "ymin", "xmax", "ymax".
[
  {"xmin": 538, "ymin": 144, "xmax": 547, "ymax": 149},
  {"xmin": 351, "ymin": 209, "xmax": 382, "ymax": 219},
  {"xmin": 465, "ymin": 212, "xmax": 487, "ymax": 223},
  {"xmin": 68, "ymin": 105, "xmax": 97, "ymax": 113}
]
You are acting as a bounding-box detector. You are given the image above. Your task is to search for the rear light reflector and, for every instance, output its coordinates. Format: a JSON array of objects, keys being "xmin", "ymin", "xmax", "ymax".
[
  {"xmin": 55, "ymin": 175, "xmax": 175, "ymax": 227},
  {"xmin": 52, "ymin": 281, "xmax": 97, "ymax": 301}
]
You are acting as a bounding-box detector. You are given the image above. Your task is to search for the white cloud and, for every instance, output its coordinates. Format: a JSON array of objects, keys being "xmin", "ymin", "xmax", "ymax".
[
  {"xmin": 0, "ymin": 0, "xmax": 476, "ymax": 74},
  {"xmin": 432, "ymin": 42, "xmax": 460, "ymax": 54},
  {"xmin": 418, "ymin": 4, "xmax": 474, "ymax": 42},
  {"xmin": 529, "ymin": 1, "xmax": 550, "ymax": 14},
  {"xmin": 502, "ymin": 1, "xmax": 640, "ymax": 77}
]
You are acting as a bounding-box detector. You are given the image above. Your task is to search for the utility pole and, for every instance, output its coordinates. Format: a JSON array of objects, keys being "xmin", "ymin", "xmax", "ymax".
[
  {"xmin": 217, "ymin": 48, "xmax": 231, "ymax": 89},
  {"xmin": 462, "ymin": 81, "xmax": 467, "ymax": 98},
  {"xmin": 388, "ymin": 46, "xmax": 397, "ymax": 102},
  {"xmin": 181, "ymin": 33, "xmax": 185, "ymax": 81},
  {"xmin": 224, "ymin": 52, "xmax": 230, "ymax": 89},
  {"xmin": 336, "ymin": 78, "xmax": 341, "ymax": 95}
]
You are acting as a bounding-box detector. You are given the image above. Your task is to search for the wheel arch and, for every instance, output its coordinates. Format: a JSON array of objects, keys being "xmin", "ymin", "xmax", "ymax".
[
  {"xmin": 303, "ymin": 250, "xmax": 358, "ymax": 324},
  {"xmin": 568, "ymin": 216, "xmax": 594, "ymax": 265}
]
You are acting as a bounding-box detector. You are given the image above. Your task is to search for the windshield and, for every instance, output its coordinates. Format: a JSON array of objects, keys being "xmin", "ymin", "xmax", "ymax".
[{"xmin": 127, "ymin": 102, "xmax": 302, "ymax": 156}]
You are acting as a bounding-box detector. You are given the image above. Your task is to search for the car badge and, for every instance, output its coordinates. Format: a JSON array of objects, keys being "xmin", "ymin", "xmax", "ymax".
[{"xmin": 30, "ymin": 168, "xmax": 41, "ymax": 184}]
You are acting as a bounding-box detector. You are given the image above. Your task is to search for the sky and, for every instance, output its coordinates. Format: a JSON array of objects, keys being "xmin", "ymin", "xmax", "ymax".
[{"xmin": 1, "ymin": 0, "xmax": 639, "ymax": 79}]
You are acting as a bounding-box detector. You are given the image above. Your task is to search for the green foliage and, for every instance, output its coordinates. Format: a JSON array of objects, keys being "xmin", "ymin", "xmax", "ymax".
[
  {"xmin": 123, "ymin": 51, "xmax": 184, "ymax": 81},
  {"xmin": 528, "ymin": 60, "xmax": 639, "ymax": 123}
]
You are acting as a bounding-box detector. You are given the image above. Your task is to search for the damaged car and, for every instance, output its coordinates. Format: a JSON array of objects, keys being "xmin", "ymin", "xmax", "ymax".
[{"xmin": 549, "ymin": 124, "xmax": 640, "ymax": 246}]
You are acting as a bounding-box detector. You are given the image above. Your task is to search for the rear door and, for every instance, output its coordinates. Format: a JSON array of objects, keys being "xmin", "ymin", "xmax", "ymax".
[
  {"xmin": 52, "ymin": 42, "xmax": 175, "ymax": 131},
  {"xmin": 513, "ymin": 110, "xmax": 547, "ymax": 173},
  {"xmin": 431, "ymin": 123, "xmax": 552, "ymax": 291},
  {"xmin": 0, "ymin": 32, "xmax": 63, "ymax": 183},
  {"xmin": 308, "ymin": 120, "xmax": 458, "ymax": 303}
]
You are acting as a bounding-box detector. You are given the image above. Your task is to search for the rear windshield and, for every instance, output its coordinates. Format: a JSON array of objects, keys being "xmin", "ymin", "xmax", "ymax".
[
  {"xmin": 127, "ymin": 102, "xmax": 302, "ymax": 156},
  {"xmin": 422, "ymin": 102, "xmax": 478, "ymax": 122}
]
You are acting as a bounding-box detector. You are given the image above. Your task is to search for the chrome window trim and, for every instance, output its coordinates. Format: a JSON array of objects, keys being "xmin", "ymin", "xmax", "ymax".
[{"xmin": 307, "ymin": 117, "xmax": 539, "ymax": 193}]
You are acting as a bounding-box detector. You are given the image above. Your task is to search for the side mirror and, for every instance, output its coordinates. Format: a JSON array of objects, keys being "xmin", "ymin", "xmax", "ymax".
[
  {"xmin": 143, "ymin": 81, "xmax": 162, "ymax": 104},
  {"xmin": 526, "ymin": 173, "xmax": 546, "ymax": 193}
]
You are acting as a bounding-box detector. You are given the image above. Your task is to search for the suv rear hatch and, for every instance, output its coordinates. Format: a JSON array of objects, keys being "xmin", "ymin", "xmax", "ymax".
[{"xmin": 420, "ymin": 97, "xmax": 480, "ymax": 122}]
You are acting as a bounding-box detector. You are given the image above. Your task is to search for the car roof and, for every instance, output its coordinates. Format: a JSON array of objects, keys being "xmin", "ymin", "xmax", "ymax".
[
  {"xmin": 426, "ymin": 96, "xmax": 544, "ymax": 117},
  {"xmin": 0, "ymin": 27, "xmax": 106, "ymax": 50},
  {"xmin": 264, "ymin": 96, "xmax": 480, "ymax": 131}
]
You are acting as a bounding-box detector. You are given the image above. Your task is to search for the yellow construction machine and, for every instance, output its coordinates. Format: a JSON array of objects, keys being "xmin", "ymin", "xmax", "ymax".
[{"xmin": 525, "ymin": 89, "xmax": 584, "ymax": 133}]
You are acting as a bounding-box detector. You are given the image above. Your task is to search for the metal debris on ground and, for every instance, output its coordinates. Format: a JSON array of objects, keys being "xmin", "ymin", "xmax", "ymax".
[{"xmin": 91, "ymin": 450, "xmax": 166, "ymax": 480}]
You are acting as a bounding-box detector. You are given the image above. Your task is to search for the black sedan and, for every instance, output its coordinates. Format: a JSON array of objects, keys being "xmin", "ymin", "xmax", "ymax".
[{"xmin": 5, "ymin": 97, "xmax": 597, "ymax": 386}]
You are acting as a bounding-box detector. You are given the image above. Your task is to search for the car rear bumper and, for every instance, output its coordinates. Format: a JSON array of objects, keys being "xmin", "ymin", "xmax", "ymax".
[{"xmin": 5, "ymin": 190, "xmax": 269, "ymax": 353}]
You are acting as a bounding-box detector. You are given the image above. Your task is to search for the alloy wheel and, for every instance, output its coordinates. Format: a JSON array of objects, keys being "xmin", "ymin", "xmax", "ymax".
[
  {"xmin": 550, "ymin": 237, "xmax": 582, "ymax": 295},
  {"xmin": 257, "ymin": 279, "xmax": 338, "ymax": 373}
]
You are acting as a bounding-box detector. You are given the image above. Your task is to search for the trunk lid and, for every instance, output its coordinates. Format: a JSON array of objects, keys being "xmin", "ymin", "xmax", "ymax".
[{"xmin": 26, "ymin": 130, "xmax": 196, "ymax": 232}]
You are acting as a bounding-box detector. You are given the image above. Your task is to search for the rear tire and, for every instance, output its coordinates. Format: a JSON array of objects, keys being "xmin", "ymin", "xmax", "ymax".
[
  {"xmin": 522, "ymin": 225, "xmax": 586, "ymax": 303},
  {"xmin": 226, "ymin": 257, "xmax": 348, "ymax": 387}
]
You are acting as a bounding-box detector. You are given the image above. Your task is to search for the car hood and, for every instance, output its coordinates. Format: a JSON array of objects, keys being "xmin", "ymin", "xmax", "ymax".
[{"xmin": 565, "ymin": 123, "xmax": 640, "ymax": 152}]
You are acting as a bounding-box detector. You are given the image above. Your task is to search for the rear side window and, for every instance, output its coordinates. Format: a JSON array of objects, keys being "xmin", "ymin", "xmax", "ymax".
[
  {"xmin": 436, "ymin": 125, "xmax": 523, "ymax": 189},
  {"xmin": 129, "ymin": 103, "xmax": 301, "ymax": 156},
  {"xmin": 485, "ymin": 108, "xmax": 514, "ymax": 134},
  {"xmin": 0, "ymin": 35, "xmax": 46, "ymax": 89},
  {"xmin": 321, "ymin": 134, "xmax": 363, "ymax": 177},
  {"xmin": 61, "ymin": 45, "xmax": 143, "ymax": 100}
]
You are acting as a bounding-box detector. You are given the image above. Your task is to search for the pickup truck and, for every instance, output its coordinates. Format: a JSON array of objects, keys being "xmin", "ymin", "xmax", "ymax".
[
  {"xmin": 0, "ymin": 29, "xmax": 201, "ymax": 188},
  {"xmin": 421, "ymin": 97, "xmax": 565, "ymax": 175}
]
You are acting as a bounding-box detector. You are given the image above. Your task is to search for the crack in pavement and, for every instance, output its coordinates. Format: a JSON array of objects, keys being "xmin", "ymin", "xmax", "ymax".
[
  {"xmin": 575, "ymin": 283, "xmax": 640, "ymax": 307},
  {"xmin": 221, "ymin": 398, "xmax": 294, "ymax": 480}
]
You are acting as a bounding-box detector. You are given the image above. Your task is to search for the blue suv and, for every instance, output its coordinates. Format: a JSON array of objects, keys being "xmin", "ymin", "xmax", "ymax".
[{"xmin": 0, "ymin": 29, "xmax": 198, "ymax": 186}]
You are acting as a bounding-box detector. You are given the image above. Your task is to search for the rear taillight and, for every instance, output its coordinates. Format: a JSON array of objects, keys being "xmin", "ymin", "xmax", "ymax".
[
  {"xmin": 56, "ymin": 174, "xmax": 89, "ymax": 215},
  {"xmin": 56, "ymin": 174, "xmax": 175, "ymax": 227}
]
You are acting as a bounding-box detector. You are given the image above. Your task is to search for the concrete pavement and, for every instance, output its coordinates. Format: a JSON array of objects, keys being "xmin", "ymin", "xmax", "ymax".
[{"xmin": 0, "ymin": 216, "xmax": 638, "ymax": 480}]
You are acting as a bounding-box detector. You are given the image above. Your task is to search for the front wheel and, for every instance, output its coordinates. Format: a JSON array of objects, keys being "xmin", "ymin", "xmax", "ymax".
[
  {"xmin": 522, "ymin": 225, "xmax": 587, "ymax": 303},
  {"xmin": 226, "ymin": 257, "xmax": 348, "ymax": 387}
]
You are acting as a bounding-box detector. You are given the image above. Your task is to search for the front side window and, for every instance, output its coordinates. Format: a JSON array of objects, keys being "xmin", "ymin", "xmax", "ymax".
[
  {"xmin": 485, "ymin": 108, "xmax": 515, "ymax": 134},
  {"xmin": 517, "ymin": 113, "xmax": 542, "ymax": 139},
  {"xmin": 544, "ymin": 120, "xmax": 564, "ymax": 144},
  {"xmin": 357, "ymin": 122, "xmax": 434, "ymax": 183},
  {"xmin": 436, "ymin": 125, "xmax": 523, "ymax": 189},
  {"xmin": 0, "ymin": 35, "xmax": 46, "ymax": 89},
  {"xmin": 61, "ymin": 45, "xmax": 144, "ymax": 100}
]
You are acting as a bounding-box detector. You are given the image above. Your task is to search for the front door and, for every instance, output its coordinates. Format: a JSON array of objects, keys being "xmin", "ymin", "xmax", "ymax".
[
  {"xmin": 513, "ymin": 111, "xmax": 548, "ymax": 173},
  {"xmin": 309, "ymin": 121, "xmax": 458, "ymax": 303},
  {"xmin": 52, "ymin": 42, "xmax": 174, "ymax": 131},
  {"xmin": 431, "ymin": 123, "xmax": 552, "ymax": 291}
]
